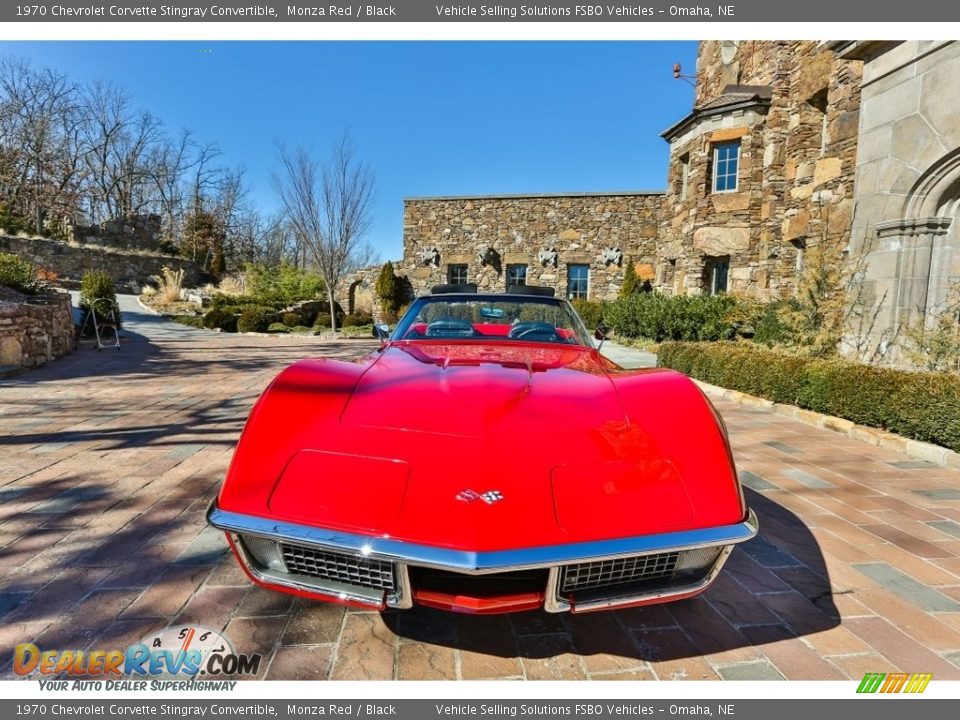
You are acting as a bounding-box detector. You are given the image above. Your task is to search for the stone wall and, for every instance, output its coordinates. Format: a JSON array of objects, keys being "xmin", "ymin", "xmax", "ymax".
[
  {"xmin": 0, "ymin": 235, "xmax": 201, "ymax": 293},
  {"xmin": 401, "ymin": 192, "xmax": 664, "ymax": 301},
  {"xmin": 70, "ymin": 214, "xmax": 163, "ymax": 252},
  {"xmin": 0, "ymin": 290, "xmax": 74, "ymax": 370},
  {"xmin": 659, "ymin": 41, "xmax": 862, "ymax": 298}
]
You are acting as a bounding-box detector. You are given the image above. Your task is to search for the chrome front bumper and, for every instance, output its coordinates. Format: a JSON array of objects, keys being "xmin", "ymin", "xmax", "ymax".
[{"xmin": 208, "ymin": 504, "xmax": 759, "ymax": 613}]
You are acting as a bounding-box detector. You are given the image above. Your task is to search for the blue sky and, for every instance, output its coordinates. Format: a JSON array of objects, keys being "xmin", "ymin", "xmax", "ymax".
[{"xmin": 4, "ymin": 41, "xmax": 697, "ymax": 260}]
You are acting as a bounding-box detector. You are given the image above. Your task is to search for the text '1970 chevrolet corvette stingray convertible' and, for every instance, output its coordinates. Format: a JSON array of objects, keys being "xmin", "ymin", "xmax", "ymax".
[{"xmin": 208, "ymin": 284, "xmax": 758, "ymax": 614}]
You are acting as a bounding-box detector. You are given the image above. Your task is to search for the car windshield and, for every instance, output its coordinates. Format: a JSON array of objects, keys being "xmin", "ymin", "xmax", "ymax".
[{"xmin": 392, "ymin": 294, "xmax": 593, "ymax": 347}]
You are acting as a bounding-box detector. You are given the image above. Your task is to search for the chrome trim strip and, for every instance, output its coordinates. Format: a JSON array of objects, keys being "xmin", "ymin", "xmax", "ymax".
[
  {"xmin": 392, "ymin": 564, "xmax": 414, "ymax": 610},
  {"xmin": 210, "ymin": 504, "xmax": 758, "ymax": 575}
]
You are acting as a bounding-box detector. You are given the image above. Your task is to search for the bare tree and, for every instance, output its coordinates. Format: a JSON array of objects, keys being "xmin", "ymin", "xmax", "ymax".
[
  {"xmin": 0, "ymin": 56, "xmax": 80, "ymax": 233},
  {"xmin": 275, "ymin": 135, "xmax": 376, "ymax": 332}
]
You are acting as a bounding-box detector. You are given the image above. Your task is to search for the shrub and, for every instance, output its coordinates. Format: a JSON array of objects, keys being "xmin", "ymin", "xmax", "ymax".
[
  {"xmin": 79, "ymin": 269, "xmax": 121, "ymax": 327},
  {"xmin": 282, "ymin": 312, "xmax": 303, "ymax": 328},
  {"xmin": 605, "ymin": 292, "xmax": 741, "ymax": 342},
  {"xmin": 203, "ymin": 308, "xmax": 238, "ymax": 333},
  {"xmin": 657, "ymin": 341, "xmax": 960, "ymax": 452},
  {"xmin": 173, "ymin": 315, "xmax": 204, "ymax": 329},
  {"xmin": 570, "ymin": 299, "xmax": 607, "ymax": 331},
  {"xmin": 0, "ymin": 252, "xmax": 39, "ymax": 294},
  {"xmin": 210, "ymin": 292, "xmax": 254, "ymax": 311},
  {"xmin": 313, "ymin": 312, "xmax": 332, "ymax": 330},
  {"xmin": 267, "ymin": 322, "xmax": 291, "ymax": 334},
  {"xmin": 246, "ymin": 263, "xmax": 325, "ymax": 306},
  {"xmin": 237, "ymin": 306, "xmax": 275, "ymax": 333},
  {"xmin": 35, "ymin": 267, "xmax": 59, "ymax": 286},
  {"xmin": 342, "ymin": 311, "xmax": 373, "ymax": 328}
]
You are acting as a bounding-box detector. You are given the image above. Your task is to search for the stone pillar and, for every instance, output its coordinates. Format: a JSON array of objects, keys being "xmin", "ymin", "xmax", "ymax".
[{"xmin": 873, "ymin": 216, "xmax": 952, "ymax": 333}]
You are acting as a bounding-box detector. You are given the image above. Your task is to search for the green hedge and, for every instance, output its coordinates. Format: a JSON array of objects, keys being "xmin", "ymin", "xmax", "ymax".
[
  {"xmin": 605, "ymin": 293, "xmax": 742, "ymax": 342},
  {"xmin": 658, "ymin": 341, "xmax": 960, "ymax": 452}
]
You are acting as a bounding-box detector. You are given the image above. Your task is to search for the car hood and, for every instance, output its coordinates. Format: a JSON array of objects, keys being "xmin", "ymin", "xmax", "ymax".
[
  {"xmin": 340, "ymin": 342, "xmax": 624, "ymax": 437},
  {"xmin": 263, "ymin": 342, "xmax": 697, "ymax": 549}
]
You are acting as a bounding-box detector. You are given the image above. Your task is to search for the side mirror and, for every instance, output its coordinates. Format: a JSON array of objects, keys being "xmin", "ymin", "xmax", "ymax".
[{"xmin": 373, "ymin": 323, "xmax": 391, "ymax": 340}]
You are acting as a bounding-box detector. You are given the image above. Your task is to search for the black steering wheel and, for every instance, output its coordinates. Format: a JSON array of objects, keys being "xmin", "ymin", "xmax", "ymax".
[
  {"xmin": 425, "ymin": 318, "xmax": 475, "ymax": 338},
  {"xmin": 508, "ymin": 321, "xmax": 559, "ymax": 342}
]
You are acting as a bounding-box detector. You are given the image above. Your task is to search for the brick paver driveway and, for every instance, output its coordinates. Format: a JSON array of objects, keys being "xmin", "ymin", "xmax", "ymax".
[{"xmin": 3, "ymin": 299, "xmax": 960, "ymax": 681}]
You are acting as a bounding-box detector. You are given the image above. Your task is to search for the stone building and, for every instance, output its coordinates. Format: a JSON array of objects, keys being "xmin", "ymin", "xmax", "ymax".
[
  {"xmin": 399, "ymin": 41, "xmax": 864, "ymax": 304},
  {"xmin": 384, "ymin": 41, "xmax": 959, "ymax": 365},
  {"xmin": 658, "ymin": 41, "xmax": 862, "ymax": 298},
  {"xmin": 400, "ymin": 192, "xmax": 662, "ymax": 300},
  {"xmin": 835, "ymin": 41, "xmax": 960, "ymax": 361}
]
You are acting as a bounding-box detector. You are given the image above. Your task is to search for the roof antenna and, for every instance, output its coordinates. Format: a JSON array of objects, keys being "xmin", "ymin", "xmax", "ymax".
[{"xmin": 673, "ymin": 63, "xmax": 697, "ymax": 88}]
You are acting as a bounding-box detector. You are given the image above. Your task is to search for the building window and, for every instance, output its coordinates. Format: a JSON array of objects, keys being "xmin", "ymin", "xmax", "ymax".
[
  {"xmin": 711, "ymin": 141, "xmax": 740, "ymax": 193},
  {"xmin": 506, "ymin": 264, "xmax": 527, "ymax": 287},
  {"xmin": 809, "ymin": 89, "xmax": 829, "ymax": 154},
  {"xmin": 679, "ymin": 153, "xmax": 690, "ymax": 200},
  {"xmin": 448, "ymin": 264, "xmax": 468, "ymax": 284},
  {"xmin": 567, "ymin": 264, "xmax": 589, "ymax": 299},
  {"xmin": 791, "ymin": 238, "xmax": 806, "ymax": 273},
  {"xmin": 704, "ymin": 256, "xmax": 729, "ymax": 295}
]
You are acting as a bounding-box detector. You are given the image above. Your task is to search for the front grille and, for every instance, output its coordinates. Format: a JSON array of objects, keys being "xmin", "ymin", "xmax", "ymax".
[
  {"xmin": 280, "ymin": 543, "xmax": 396, "ymax": 591},
  {"xmin": 560, "ymin": 552, "xmax": 679, "ymax": 593}
]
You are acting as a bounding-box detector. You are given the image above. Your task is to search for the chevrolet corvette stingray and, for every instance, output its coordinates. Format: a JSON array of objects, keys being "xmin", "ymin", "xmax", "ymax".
[{"xmin": 207, "ymin": 285, "xmax": 757, "ymax": 614}]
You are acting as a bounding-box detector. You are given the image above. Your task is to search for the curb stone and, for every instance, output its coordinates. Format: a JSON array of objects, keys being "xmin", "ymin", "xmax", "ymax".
[{"xmin": 693, "ymin": 379, "xmax": 960, "ymax": 469}]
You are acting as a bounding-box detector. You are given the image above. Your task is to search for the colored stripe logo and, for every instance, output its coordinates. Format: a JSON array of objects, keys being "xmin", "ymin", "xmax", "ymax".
[{"xmin": 857, "ymin": 672, "xmax": 932, "ymax": 694}]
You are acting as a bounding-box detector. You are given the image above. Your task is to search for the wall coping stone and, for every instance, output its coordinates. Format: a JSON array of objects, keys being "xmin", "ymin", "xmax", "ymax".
[{"xmin": 404, "ymin": 190, "xmax": 664, "ymax": 201}]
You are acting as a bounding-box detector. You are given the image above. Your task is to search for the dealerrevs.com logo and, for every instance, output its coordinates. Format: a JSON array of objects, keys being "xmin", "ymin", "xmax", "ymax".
[
  {"xmin": 13, "ymin": 625, "xmax": 261, "ymax": 685},
  {"xmin": 857, "ymin": 672, "xmax": 933, "ymax": 694}
]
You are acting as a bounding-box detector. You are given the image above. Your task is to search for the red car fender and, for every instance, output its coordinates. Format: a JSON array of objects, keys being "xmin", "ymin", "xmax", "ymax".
[
  {"xmin": 216, "ymin": 356, "xmax": 372, "ymax": 513},
  {"xmin": 606, "ymin": 367, "xmax": 747, "ymax": 529}
]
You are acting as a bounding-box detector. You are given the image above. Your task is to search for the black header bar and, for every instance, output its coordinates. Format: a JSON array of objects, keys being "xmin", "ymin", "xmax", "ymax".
[{"xmin": 2, "ymin": 0, "xmax": 956, "ymax": 23}]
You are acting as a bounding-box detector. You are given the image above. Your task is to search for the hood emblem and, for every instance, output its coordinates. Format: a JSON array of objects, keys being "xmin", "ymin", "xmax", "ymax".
[{"xmin": 456, "ymin": 489, "xmax": 503, "ymax": 505}]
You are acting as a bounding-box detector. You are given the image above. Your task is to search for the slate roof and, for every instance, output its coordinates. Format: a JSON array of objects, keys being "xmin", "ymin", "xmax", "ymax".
[{"xmin": 661, "ymin": 84, "xmax": 773, "ymax": 141}]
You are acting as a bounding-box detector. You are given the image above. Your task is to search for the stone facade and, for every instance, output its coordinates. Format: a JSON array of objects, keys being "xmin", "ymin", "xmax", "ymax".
[
  {"xmin": 838, "ymin": 41, "xmax": 960, "ymax": 362},
  {"xmin": 401, "ymin": 192, "xmax": 663, "ymax": 300},
  {"xmin": 0, "ymin": 289, "xmax": 74, "ymax": 370},
  {"xmin": 659, "ymin": 41, "xmax": 862, "ymax": 297},
  {"xmin": 0, "ymin": 235, "xmax": 201, "ymax": 293}
]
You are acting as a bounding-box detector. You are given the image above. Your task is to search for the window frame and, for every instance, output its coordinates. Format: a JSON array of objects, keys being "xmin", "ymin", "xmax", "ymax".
[
  {"xmin": 447, "ymin": 264, "xmax": 469, "ymax": 285},
  {"xmin": 506, "ymin": 263, "xmax": 527, "ymax": 287},
  {"xmin": 711, "ymin": 141, "xmax": 740, "ymax": 194},
  {"xmin": 704, "ymin": 256, "xmax": 730, "ymax": 295},
  {"xmin": 566, "ymin": 264, "xmax": 590, "ymax": 300}
]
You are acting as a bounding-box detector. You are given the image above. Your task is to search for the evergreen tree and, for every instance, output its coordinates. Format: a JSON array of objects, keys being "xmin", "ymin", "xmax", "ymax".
[
  {"xmin": 620, "ymin": 260, "xmax": 639, "ymax": 298},
  {"xmin": 376, "ymin": 261, "xmax": 400, "ymax": 315}
]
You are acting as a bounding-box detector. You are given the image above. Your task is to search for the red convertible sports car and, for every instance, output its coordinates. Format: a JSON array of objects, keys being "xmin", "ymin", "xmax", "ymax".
[{"xmin": 208, "ymin": 285, "xmax": 757, "ymax": 614}]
